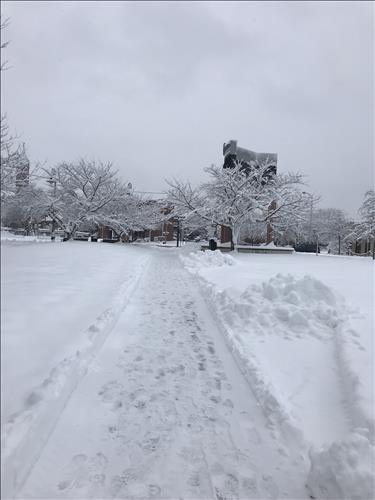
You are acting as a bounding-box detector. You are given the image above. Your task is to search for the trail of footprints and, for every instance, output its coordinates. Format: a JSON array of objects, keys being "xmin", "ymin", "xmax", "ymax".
[{"xmin": 56, "ymin": 264, "xmax": 275, "ymax": 499}]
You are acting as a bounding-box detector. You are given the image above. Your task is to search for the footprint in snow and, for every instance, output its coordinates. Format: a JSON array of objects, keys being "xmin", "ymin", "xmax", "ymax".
[
  {"xmin": 98, "ymin": 380, "xmax": 123, "ymax": 403},
  {"xmin": 88, "ymin": 452, "xmax": 108, "ymax": 489},
  {"xmin": 207, "ymin": 344, "xmax": 216, "ymax": 355},
  {"xmin": 213, "ymin": 473, "xmax": 239, "ymax": 500},
  {"xmin": 223, "ymin": 399, "xmax": 234, "ymax": 409},
  {"xmin": 57, "ymin": 453, "xmax": 88, "ymax": 491},
  {"xmin": 148, "ymin": 484, "xmax": 162, "ymax": 497},
  {"xmin": 261, "ymin": 475, "xmax": 279, "ymax": 499},
  {"xmin": 241, "ymin": 475, "xmax": 258, "ymax": 496},
  {"xmin": 247, "ymin": 427, "xmax": 262, "ymax": 445}
]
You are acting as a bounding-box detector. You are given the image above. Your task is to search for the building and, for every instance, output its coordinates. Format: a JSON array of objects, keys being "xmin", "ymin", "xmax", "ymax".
[
  {"xmin": 351, "ymin": 237, "xmax": 375, "ymax": 257},
  {"xmin": 97, "ymin": 202, "xmax": 178, "ymax": 243},
  {"xmin": 223, "ymin": 140, "xmax": 277, "ymax": 175},
  {"xmin": 220, "ymin": 140, "xmax": 278, "ymax": 245}
]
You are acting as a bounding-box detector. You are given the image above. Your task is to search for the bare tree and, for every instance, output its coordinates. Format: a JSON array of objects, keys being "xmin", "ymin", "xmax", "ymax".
[
  {"xmin": 1, "ymin": 15, "xmax": 10, "ymax": 71},
  {"xmin": 0, "ymin": 17, "xmax": 31, "ymax": 205}
]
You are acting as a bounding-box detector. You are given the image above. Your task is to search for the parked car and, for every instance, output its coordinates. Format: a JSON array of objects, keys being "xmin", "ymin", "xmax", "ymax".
[
  {"xmin": 73, "ymin": 231, "xmax": 91, "ymax": 241},
  {"xmin": 294, "ymin": 243, "xmax": 320, "ymax": 253}
]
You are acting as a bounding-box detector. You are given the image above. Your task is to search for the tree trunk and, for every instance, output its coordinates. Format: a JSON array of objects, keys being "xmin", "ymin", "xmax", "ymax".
[
  {"xmin": 230, "ymin": 232, "xmax": 234, "ymax": 251},
  {"xmin": 266, "ymin": 200, "xmax": 277, "ymax": 244},
  {"xmin": 266, "ymin": 221, "xmax": 274, "ymax": 244},
  {"xmin": 232, "ymin": 226, "xmax": 240, "ymax": 252}
]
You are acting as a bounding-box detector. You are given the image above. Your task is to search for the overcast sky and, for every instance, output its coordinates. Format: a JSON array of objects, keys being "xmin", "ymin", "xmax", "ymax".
[{"xmin": 1, "ymin": 1, "xmax": 374, "ymax": 217}]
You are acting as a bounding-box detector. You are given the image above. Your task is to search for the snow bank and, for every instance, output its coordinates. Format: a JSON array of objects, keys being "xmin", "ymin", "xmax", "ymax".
[
  {"xmin": 182, "ymin": 249, "xmax": 236, "ymax": 269},
  {"xmin": 307, "ymin": 430, "xmax": 375, "ymax": 500},
  {"xmin": 196, "ymin": 273, "xmax": 350, "ymax": 442},
  {"xmin": 1, "ymin": 230, "xmax": 55, "ymax": 243},
  {"xmin": 181, "ymin": 251, "xmax": 375, "ymax": 499}
]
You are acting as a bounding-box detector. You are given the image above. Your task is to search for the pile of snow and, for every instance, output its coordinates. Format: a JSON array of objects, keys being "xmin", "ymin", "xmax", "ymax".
[
  {"xmin": 181, "ymin": 249, "xmax": 236, "ymax": 269},
  {"xmin": 182, "ymin": 251, "xmax": 374, "ymax": 499},
  {"xmin": 307, "ymin": 430, "xmax": 375, "ymax": 500},
  {"xmin": 199, "ymin": 273, "xmax": 350, "ymax": 442},
  {"xmin": 1, "ymin": 231, "xmax": 55, "ymax": 243},
  {"xmin": 222, "ymin": 273, "xmax": 343, "ymax": 340}
]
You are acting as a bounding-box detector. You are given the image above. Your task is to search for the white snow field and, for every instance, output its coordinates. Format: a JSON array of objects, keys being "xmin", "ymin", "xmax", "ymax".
[
  {"xmin": 182, "ymin": 250, "xmax": 375, "ymax": 500},
  {"xmin": 1, "ymin": 239, "xmax": 150, "ymax": 498},
  {"xmin": 1, "ymin": 240, "xmax": 374, "ymax": 500}
]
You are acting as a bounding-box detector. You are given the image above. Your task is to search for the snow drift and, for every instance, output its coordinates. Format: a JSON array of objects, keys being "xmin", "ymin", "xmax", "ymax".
[
  {"xmin": 181, "ymin": 250, "xmax": 375, "ymax": 500},
  {"xmin": 307, "ymin": 430, "xmax": 375, "ymax": 500}
]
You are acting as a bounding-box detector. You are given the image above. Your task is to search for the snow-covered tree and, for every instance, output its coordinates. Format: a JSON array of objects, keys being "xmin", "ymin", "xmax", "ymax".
[
  {"xmin": 357, "ymin": 190, "xmax": 375, "ymax": 239},
  {"xmin": 348, "ymin": 190, "xmax": 375, "ymax": 258},
  {"xmin": 1, "ymin": 181, "xmax": 46, "ymax": 232},
  {"xmin": 0, "ymin": 118, "xmax": 29, "ymax": 203},
  {"xmin": 311, "ymin": 208, "xmax": 353, "ymax": 254},
  {"xmin": 167, "ymin": 160, "xmax": 310, "ymax": 250},
  {"xmin": 42, "ymin": 160, "xmax": 126, "ymax": 239},
  {"xmin": 0, "ymin": 18, "xmax": 19, "ymax": 203},
  {"xmin": 100, "ymin": 195, "xmax": 167, "ymax": 240},
  {"xmin": 1, "ymin": 22, "xmax": 37, "ymax": 207}
]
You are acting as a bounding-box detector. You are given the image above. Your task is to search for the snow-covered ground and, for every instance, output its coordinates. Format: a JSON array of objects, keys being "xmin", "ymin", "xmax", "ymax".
[
  {"xmin": 1, "ymin": 238, "xmax": 374, "ymax": 499},
  {"xmin": 0, "ymin": 230, "xmax": 57, "ymax": 244},
  {"xmin": 1, "ymin": 239, "xmax": 149, "ymax": 423},
  {"xmin": 1, "ymin": 238, "xmax": 151, "ymax": 497},
  {"xmin": 181, "ymin": 250, "xmax": 374, "ymax": 499},
  {"xmin": 2, "ymin": 242, "xmax": 310, "ymax": 500}
]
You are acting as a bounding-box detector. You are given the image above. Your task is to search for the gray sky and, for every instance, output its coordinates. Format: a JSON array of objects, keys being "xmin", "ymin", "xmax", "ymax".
[{"xmin": 1, "ymin": 1, "xmax": 374, "ymax": 217}]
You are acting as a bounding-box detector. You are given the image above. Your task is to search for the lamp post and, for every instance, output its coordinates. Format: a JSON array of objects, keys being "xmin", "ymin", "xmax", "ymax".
[
  {"xmin": 176, "ymin": 217, "xmax": 180, "ymax": 247},
  {"xmin": 47, "ymin": 175, "xmax": 57, "ymax": 241}
]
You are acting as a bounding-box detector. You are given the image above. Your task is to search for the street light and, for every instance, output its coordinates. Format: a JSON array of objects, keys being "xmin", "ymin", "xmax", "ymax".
[{"xmin": 47, "ymin": 175, "xmax": 57, "ymax": 241}]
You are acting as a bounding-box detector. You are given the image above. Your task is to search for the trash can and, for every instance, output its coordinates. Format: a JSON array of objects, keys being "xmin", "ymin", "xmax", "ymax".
[{"xmin": 209, "ymin": 239, "xmax": 217, "ymax": 251}]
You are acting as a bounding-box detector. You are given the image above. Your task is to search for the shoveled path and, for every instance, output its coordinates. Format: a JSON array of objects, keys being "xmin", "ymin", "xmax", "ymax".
[{"xmin": 18, "ymin": 247, "xmax": 308, "ymax": 499}]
